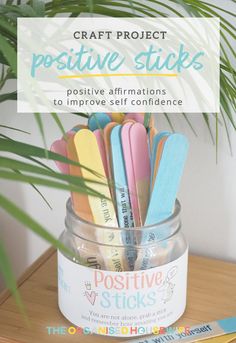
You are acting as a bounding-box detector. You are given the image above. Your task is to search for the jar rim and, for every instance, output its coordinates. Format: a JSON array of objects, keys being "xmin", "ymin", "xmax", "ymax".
[{"xmin": 66, "ymin": 197, "xmax": 181, "ymax": 231}]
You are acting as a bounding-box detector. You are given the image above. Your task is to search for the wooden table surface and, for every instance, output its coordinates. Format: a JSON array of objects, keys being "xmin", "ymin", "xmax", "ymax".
[{"xmin": 0, "ymin": 248, "xmax": 236, "ymax": 343}]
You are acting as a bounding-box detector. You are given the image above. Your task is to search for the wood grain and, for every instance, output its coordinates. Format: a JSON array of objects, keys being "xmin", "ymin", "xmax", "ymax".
[
  {"xmin": 0, "ymin": 250, "xmax": 236, "ymax": 343},
  {"xmin": 0, "ymin": 247, "xmax": 55, "ymax": 306}
]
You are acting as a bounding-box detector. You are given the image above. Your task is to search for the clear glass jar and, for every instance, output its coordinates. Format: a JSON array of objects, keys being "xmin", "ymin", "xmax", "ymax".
[
  {"xmin": 58, "ymin": 198, "xmax": 188, "ymax": 337},
  {"xmin": 59, "ymin": 198, "xmax": 187, "ymax": 272}
]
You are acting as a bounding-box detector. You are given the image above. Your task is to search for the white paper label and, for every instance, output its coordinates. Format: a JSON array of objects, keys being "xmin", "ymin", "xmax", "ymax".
[
  {"xmin": 58, "ymin": 249, "xmax": 188, "ymax": 337},
  {"xmin": 18, "ymin": 18, "xmax": 219, "ymax": 113}
]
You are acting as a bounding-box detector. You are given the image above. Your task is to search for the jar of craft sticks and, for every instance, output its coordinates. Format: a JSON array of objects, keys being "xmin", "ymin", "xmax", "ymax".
[{"xmin": 57, "ymin": 198, "xmax": 188, "ymax": 337}]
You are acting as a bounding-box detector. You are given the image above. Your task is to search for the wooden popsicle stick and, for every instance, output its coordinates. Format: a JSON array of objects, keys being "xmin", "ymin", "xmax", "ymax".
[
  {"xmin": 122, "ymin": 119, "xmax": 136, "ymax": 125},
  {"xmin": 67, "ymin": 136, "xmax": 94, "ymax": 222},
  {"xmin": 50, "ymin": 139, "xmax": 69, "ymax": 174},
  {"xmin": 67, "ymin": 135, "xmax": 107, "ymax": 270},
  {"xmin": 62, "ymin": 124, "xmax": 88, "ymax": 140},
  {"xmin": 135, "ymin": 134, "xmax": 189, "ymax": 270},
  {"xmin": 148, "ymin": 127, "xmax": 158, "ymax": 152},
  {"xmin": 88, "ymin": 113, "xmax": 111, "ymax": 131},
  {"xmin": 93, "ymin": 129, "xmax": 109, "ymax": 178},
  {"xmin": 150, "ymin": 132, "xmax": 170, "ymax": 189},
  {"xmin": 121, "ymin": 122, "xmax": 141, "ymax": 227},
  {"xmin": 111, "ymin": 113, "xmax": 125, "ymax": 123},
  {"xmin": 73, "ymin": 129, "xmax": 127, "ymax": 271},
  {"xmin": 129, "ymin": 123, "xmax": 151, "ymax": 226},
  {"xmin": 103, "ymin": 122, "xmax": 118, "ymax": 202},
  {"xmin": 125, "ymin": 113, "xmax": 145, "ymax": 124},
  {"xmin": 110, "ymin": 125, "xmax": 134, "ymax": 229},
  {"xmin": 146, "ymin": 133, "xmax": 189, "ymax": 225},
  {"xmin": 151, "ymin": 136, "xmax": 168, "ymax": 191},
  {"xmin": 199, "ymin": 334, "xmax": 236, "ymax": 343},
  {"xmin": 148, "ymin": 114, "xmax": 154, "ymax": 128}
]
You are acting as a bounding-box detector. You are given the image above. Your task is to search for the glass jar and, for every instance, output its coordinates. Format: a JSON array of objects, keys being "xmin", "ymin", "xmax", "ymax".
[{"xmin": 58, "ymin": 198, "xmax": 188, "ymax": 337}]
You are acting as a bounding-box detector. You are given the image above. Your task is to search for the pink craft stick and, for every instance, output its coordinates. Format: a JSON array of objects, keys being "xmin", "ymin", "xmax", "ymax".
[
  {"xmin": 106, "ymin": 113, "xmax": 113, "ymax": 120},
  {"xmin": 52, "ymin": 125, "xmax": 87, "ymax": 173},
  {"xmin": 50, "ymin": 139, "xmax": 69, "ymax": 174},
  {"xmin": 125, "ymin": 113, "xmax": 144, "ymax": 124},
  {"xmin": 93, "ymin": 129, "xmax": 109, "ymax": 178},
  {"xmin": 62, "ymin": 124, "xmax": 88, "ymax": 140},
  {"xmin": 121, "ymin": 122, "xmax": 140, "ymax": 227},
  {"xmin": 130, "ymin": 123, "xmax": 151, "ymax": 225},
  {"xmin": 64, "ymin": 130, "xmax": 75, "ymax": 138}
]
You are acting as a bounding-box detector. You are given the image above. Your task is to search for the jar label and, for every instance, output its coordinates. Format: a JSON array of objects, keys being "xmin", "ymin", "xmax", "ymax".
[{"xmin": 58, "ymin": 248, "xmax": 188, "ymax": 337}]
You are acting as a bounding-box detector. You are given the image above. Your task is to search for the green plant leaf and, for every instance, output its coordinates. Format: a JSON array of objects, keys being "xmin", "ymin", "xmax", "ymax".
[
  {"xmin": 32, "ymin": 0, "xmax": 45, "ymax": 17},
  {"xmin": 0, "ymin": 166, "xmax": 106, "ymax": 199},
  {"xmin": 12, "ymin": 168, "xmax": 52, "ymax": 209},
  {"xmin": 187, "ymin": 0, "xmax": 236, "ymax": 35},
  {"xmin": 182, "ymin": 114, "xmax": 198, "ymax": 137},
  {"xmin": 30, "ymin": 183, "xmax": 52, "ymax": 209},
  {"xmin": 215, "ymin": 112, "xmax": 218, "ymax": 163},
  {"xmin": 0, "ymin": 133, "xmax": 55, "ymax": 171},
  {"xmin": 24, "ymin": 156, "xmax": 54, "ymax": 172},
  {"xmin": 0, "ymin": 50, "xmax": 9, "ymax": 66},
  {"xmin": 0, "ymin": 138, "xmax": 102, "ymax": 176},
  {"xmin": 136, "ymin": 0, "xmax": 185, "ymax": 17},
  {"xmin": 221, "ymin": 110, "xmax": 233, "ymax": 155},
  {"xmin": 201, "ymin": 0, "xmax": 236, "ymax": 17},
  {"xmin": 97, "ymin": 0, "xmax": 167, "ymax": 17},
  {"xmin": 0, "ymin": 125, "xmax": 30, "ymax": 134},
  {"xmin": 0, "ymin": 133, "xmax": 12, "ymax": 139},
  {"xmin": 164, "ymin": 113, "xmax": 175, "ymax": 132},
  {"xmin": 0, "ymin": 91, "xmax": 17, "ymax": 102},
  {"xmin": 72, "ymin": 112, "xmax": 89, "ymax": 118},
  {"xmin": 87, "ymin": 0, "xmax": 94, "ymax": 14},
  {"xmin": 202, "ymin": 113, "xmax": 215, "ymax": 144},
  {"xmin": 0, "ymin": 66, "xmax": 15, "ymax": 89},
  {"xmin": 0, "ymin": 156, "xmax": 105, "ymax": 191},
  {"xmin": 34, "ymin": 113, "xmax": 48, "ymax": 156},
  {"xmin": 18, "ymin": 4, "xmax": 37, "ymax": 16},
  {"xmin": 144, "ymin": 113, "xmax": 152, "ymax": 128},
  {"xmin": 50, "ymin": 112, "xmax": 66, "ymax": 137},
  {"xmin": 220, "ymin": 91, "xmax": 236, "ymax": 130},
  {"xmin": 0, "ymin": 32, "xmax": 16, "ymax": 75},
  {"xmin": 0, "ymin": 239, "xmax": 29, "ymax": 325},
  {"xmin": 0, "ymin": 16, "xmax": 17, "ymax": 39},
  {"xmin": 0, "ymin": 193, "xmax": 73, "ymax": 258}
]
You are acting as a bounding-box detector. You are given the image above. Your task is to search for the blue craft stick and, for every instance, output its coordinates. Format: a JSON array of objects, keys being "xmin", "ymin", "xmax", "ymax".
[
  {"xmin": 146, "ymin": 133, "xmax": 189, "ymax": 226},
  {"xmin": 135, "ymin": 133, "xmax": 189, "ymax": 270},
  {"xmin": 219, "ymin": 317, "xmax": 236, "ymax": 331},
  {"xmin": 110, "ymin": 125, "xmax": 134, "ymax": 228},
  {"xmin": 88, "ymin": 113, "xmax": 111, "ymax": 131},
  {"xmin": 71, "ymin": 127, "xmax": 81, "ymax": 132},
  {"xmin": 125, "ymin": 317, "xmax": 236, "ymax": 343},
  {"xmin": 150, "ymin": 131, "xmax": 170, "ymax": 187}
]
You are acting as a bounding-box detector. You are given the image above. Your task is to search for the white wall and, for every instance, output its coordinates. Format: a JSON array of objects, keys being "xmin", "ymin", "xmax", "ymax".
[{"xmin": 1, "ymin": 0, "xmax": 236, "ymax": 291}]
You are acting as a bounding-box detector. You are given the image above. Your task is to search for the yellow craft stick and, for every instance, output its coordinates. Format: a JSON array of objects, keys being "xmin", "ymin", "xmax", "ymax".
[
  {"xmin": 66, "ymin": 136, "xmax": 107, "ymax": 270},
  {"xmin": 199, "ymin": 333, "xmax": 236, "ymax": 343},
  {"xmin": 73, "ymin": 129, "xmax": 127, "ymax": 271},
  {"xmin": 67, "ymin": 136, "xmax": 94, "ymax": 222},
  {"xmin": 111, "ymin": 113, "xmax": 125, "ymax": 123}
]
